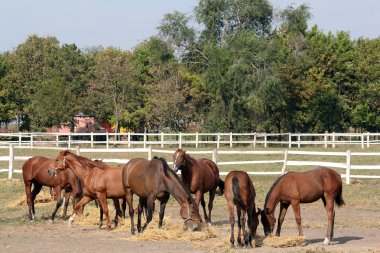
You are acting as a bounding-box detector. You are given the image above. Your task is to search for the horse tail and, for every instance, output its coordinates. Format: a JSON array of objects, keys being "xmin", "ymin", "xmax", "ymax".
[
  {"xmin": 232, "ymin": 176, "xmax": 246, "ymax": 209},
  {"xmin": 217, "ymin": 179, "xmax": 225, "ymax": 195},
  {"xmin": 335, "ymin": 184, "xmax": 345, "ymax": 207},
  {"xmin": 75, "ymin": 177, "xmax": 83, "ymax": 200}
]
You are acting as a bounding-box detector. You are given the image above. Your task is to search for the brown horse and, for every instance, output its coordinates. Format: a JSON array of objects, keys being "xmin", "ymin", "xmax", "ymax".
[
  {"xmin": 48, "ymin": 151, "xmax": 125, "ymax": 229},
  {"xmin": 224, "ymin": 171, "xmax": 259, "ymax": 248},
  {"xmin": 173, "ymin": 149, "xmax": 224, "ymax": 225},
  {"xmin": 122, "ymin": 156, "xmax": 202, "ymax": 235},
  {"xmin": 22, "ymin": 156, "xmax": 82, "ymax": 221},
  {"xmin": 260, "ymin": 167, "xmax": 345, "ymax": 245}
]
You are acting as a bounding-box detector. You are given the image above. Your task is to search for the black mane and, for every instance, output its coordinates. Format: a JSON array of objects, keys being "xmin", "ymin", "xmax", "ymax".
[
  {"xmin": 155, "ymin": 156, "xmax": 193, "ymax": 202},
  {"xmin": 264, "ymin": 172, "xmax": 292, "ymax": 209}
]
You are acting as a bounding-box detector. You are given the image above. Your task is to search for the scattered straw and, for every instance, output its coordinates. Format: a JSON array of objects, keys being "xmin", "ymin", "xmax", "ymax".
[{"xmin": 8, "ymin": 190, "xmax": 53, "ymax": 208}]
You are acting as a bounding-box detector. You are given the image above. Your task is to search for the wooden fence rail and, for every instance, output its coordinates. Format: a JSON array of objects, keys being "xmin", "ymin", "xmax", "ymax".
[
  {"xmin": 1, "ymin": 146, "xmax": 380, "ymax": 184},
  {"xmin": 0, "ymin": 132, "xmax": 379, "ymax": 149}
]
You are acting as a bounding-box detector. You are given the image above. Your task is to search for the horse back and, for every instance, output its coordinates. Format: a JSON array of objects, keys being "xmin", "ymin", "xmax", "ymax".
[
  {"xmin": 122, "ymin": 158, "xmax": 163, "ymax": 197},
  {"xmin": 279, "ymin": 167, "xmax": 342, "ymax": 203},
  {"xmin": 225, "ymin": 171, "xmax": 255, "ymax": 209},
  {"xmin": 22, "ymin": 156, "xmax": 73, "ymax": 188},
  {"xmin": 196, "ymin": 158, "xmax": 220, "ymax": 190}
]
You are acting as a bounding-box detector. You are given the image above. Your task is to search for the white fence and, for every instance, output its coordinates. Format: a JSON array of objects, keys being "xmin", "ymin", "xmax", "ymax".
[
  {"xmin": 1, "ymin": 146, "xmax": 380, "ymax": 184},
  {"xmin": 0, "ymin": 132, "xmax": 379, "ymax": 149}
]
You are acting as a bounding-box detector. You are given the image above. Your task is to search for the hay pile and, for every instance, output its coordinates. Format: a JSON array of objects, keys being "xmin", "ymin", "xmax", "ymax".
[
  {"xmin": 259, "ymin": 235, "xmax": 305, "ymax": 247},
  {"xmin": 9, "ymin": 189, "xmax": 53, "ymax": 208}
]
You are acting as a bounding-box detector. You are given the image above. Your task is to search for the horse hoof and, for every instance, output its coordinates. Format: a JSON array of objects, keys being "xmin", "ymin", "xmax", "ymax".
[
  {"xmin": 48, "ymin": 219, "xmax": 54, "ymax": 223},
  {"xmin": 323, "ymin": 237, "xmax": 330, "ymax": 245},
  {"xmin": 206, "ymin": 222, "xmax": 212, "ymax": 226}
]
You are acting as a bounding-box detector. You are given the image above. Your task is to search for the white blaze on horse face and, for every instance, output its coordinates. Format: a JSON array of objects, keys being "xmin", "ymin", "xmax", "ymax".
[{"xmin": 174, "ymin": 153, "xmax": 180, "ymax": 168}]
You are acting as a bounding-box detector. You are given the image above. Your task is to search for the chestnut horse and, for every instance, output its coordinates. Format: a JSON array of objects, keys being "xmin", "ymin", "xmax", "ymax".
[
  {"xmin": 173, "ymin": 149, "xmax": 224, "ymax": 225},
  {"xmin": 122, "ymin": 156, "xmax": 202, "ymax": 234},
  {"xmin": 22, "ymin": 156, "xmax": 82, "ymax": 221},
  {"xmin": 224, "ymin": 171, "xmax": 259, "ymax": 248},
  {"xmin": 48, "ymin": 151, "xmax": 125, "ymax": 229},
  {"xmin": 260, "ymin": 167, "xmax": 345, "ymax": 245}
]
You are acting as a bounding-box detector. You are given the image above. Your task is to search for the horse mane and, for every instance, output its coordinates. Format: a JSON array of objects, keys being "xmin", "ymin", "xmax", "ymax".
[
  {"xmin": 63, "ymin": 151, "xmax": 108, "ymax": 170},
  {"xmin": 155, "ymin": 156, "xmax": 193, "ymax": 202},
  {"xmin": 264, "ymin": 172, "xmax": 293, "ymax": 209}
]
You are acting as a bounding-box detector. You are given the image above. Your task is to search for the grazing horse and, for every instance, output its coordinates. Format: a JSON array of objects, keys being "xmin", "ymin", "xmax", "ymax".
[
  {"xmin": 22, "ymin": 156, "xmax": 82, "ymax": 221},
  {"xmin": 173, "ymin": 149, "xmax": 224, "ymax": 225},
  {"xmin": 48, "ymin": 151, "xmax": 125, "ymax": 229},
  {"xmin": 224, "ymin": 171, "xmax": 259, "ymax": 248},
  {"xmin": 122, "ymin": 157, "xmax": 202, "ymax": 235},
  {"xmin": 260, "ymin": 167, "xmax": 345, "ymax": 245}
]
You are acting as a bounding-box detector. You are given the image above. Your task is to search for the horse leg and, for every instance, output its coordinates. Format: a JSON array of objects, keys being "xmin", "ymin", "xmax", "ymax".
[
  {"xmin": 291, "ymin": 200, "xmax": 303, "ymax": 236},
  {"xmin": 142, "ymin": 196, "xmax": 154, "ymax": 231},
  {"xmin": 207, "ymin": 189, "xmax": 216, "ymax": 225},
  {"xmin": 30, "ymin": 182, "xmax": 42, "ymax": 220},
  {"xmin": 197, "ymin": 191, "xmax": 207, "ymax": 223},
  {"xmin": 324, "ymin": 195, "xmax": 335, "ymax": 245},
  {"xmin": 240, "ymin": 210, "xmax": 248, "ymax": 248},
  {"xmin": 137, "ymin": 198, "xmax": 144, "ymax": 233},
  {"xmin": 50, "ymin": 186, "xmax": 63, "ymax": 221},
  {"xmin": 112, "ymin": 198, "xmax": 122, "ymax": 227},
  {"xmin": 24, "ymin": 180, "xmax": 34, "ymax": 220},
  {"xmin": 276, "ymin": 202, "xmax": 290, "ymax": 236},
  {"xmin": 158, "ymin": 194, "xmax": 170, "ymax": 228},
  {"xmin": 125, "ymin": 190, "xmax": 135, "ymax": 235},
  {"xmin": 62, "ymin": 190, "xmax": 71, "ymax": 219},
  {"xmin": 96, "ymin": 193, "xmax": 111, "ymax": 230},
  {"xmin": 247, "ymin": 207, "xmax": 253, "ymax": 248},
  {"xmin": 236, "ymin": 205, "xmax": 243, "ymax": 247},
  {"xmin": 122, "ymin": 197, "xmax": 127, "ymax": 218},
  {"xmin": 228, "ymin": 202, "xmax": 235, "ymax": 248},
  {"xmin": 69, "ymin": 196, "xmax": 92, "ymax": 228}
]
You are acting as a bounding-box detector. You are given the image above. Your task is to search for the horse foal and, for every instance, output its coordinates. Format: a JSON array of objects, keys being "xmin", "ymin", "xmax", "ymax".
[{"xmin": 224, "ymin": 171, "xmax": 259, "ymax": 248}]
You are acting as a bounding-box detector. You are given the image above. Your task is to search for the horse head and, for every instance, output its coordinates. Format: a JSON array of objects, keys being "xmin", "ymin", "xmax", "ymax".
[
  {"xmin": 173, "ymin": 149, "xmax": 187, "ymax": 173},
  {"xmin": 48, "ymin": 151, "xmax": 70, "ymax": 177},
  {"xmin": 180, "ymin": 197, "xmax": 202, "ymax": 231},
  {"xmin": 258, "ymin": 207, "xmax": 276, "ymax": 236}
]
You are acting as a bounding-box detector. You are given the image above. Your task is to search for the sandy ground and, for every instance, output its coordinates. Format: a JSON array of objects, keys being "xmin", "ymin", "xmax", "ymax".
[{"xmin": 1, "ymin": 202, "xmax": 380, "ymax": 253}]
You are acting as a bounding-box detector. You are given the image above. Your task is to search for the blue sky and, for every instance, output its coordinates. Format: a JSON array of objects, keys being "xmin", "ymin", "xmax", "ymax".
[{"xmin": 1, "ymin": 0, "xmax": 379, "ymax": 52}]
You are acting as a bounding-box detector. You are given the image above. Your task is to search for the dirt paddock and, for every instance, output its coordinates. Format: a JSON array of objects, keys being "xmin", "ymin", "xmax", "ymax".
[{"xmin": 1, "ymin": 198, "xmax": 380, "ymax": 252}]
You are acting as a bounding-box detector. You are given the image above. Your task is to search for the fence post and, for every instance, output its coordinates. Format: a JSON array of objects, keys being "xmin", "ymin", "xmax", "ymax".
[
  {"xmin": 346, "ymin": 150, "xmax": 351, "ymax": 185},
  {"xmin": 18, "ymin": 132, "xmax": 22, "ymax": 147},
  {"xmin": 30, "ymin": 133, "xmax": 34, "ymax": 148},
  {"xmin": 8, "ymin": 145, "xmax": 14, "ymax": 181},
  {"xmin": 230, "ymin": 132, "xmax": 233, "ymax": 148},
  {"xmin": 332, "ymin": 132, "xmax": 336, "ymax": 148},
  {"xmin": 106, "ymin": 132, "xmax": 109, "ymax": 149},
  {"xmin": 161, "ymin": 132, "xmax": 164, "ymax": 148},
  {"xmin": 179, "ymin": 132, "xmax": 182, "ymax": 149},
  {"xmin": 288, "ymin": 133, "xmax": 292, "ymax": 148},
  {"xmin": 264, "ymin": 133, "xmax": 267, "ymax": 148},
  {"xmin": 196, "ymin": 132, "xmax": 199, "ymax": 148},
  {"xmin": 148, "ymin": 146, "xmax": 152, "ymax": 160},
  {"xmin": 217, "ymin": 133, "xmax": 220, "ymax": 149},
  {"xmin": 128, "ymin": 132, "xmax": 131, "ymax": 148},
  {"xmin": 56, "ymin": 134, "xmax": 59, "ymax": 147},
  {"xmin": 367, "ymin": 132, "xmax": 370, "ymax": 148},
  {"xmin": 297, "ymin": 133, "xmax": 301, "ymax": 148},
  {"xmin": 324, "ymin": 132, "xmax": 328, "ymax": 148},
  {"xmin": 253, "ymin": 133, "xmax": 257, "ymax": 148},
  {"xmin": 76, "ymin": 146, "xmax": 81, "ymax": 156},
  {"xmin": 281, "ymin": 149, "xmax": 288, "ymax": 175},
  {"xmin": 143, "ymin": 132, "xmax": 146, "ymax": 148},
  {"xmin": 91, "ymin": 132, "xmax": 94, "ymax": 148},
  {"xmin": 212, "ymin": 149, "xmax": 218, "ymax": 164},
  {"xmin": 68, "ymin": 133, "xmax": 71, "ymax": 149}
]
